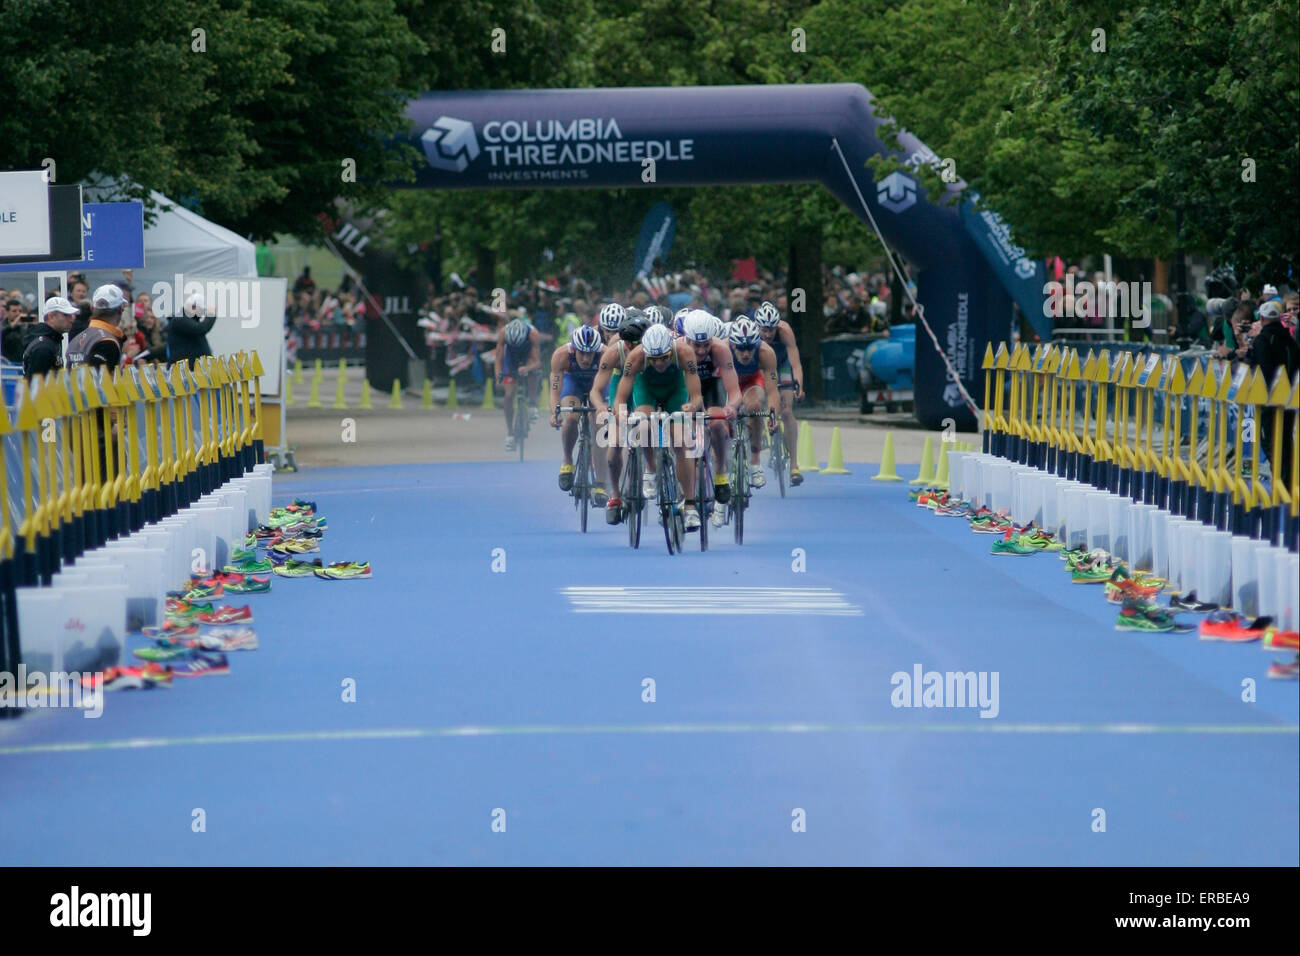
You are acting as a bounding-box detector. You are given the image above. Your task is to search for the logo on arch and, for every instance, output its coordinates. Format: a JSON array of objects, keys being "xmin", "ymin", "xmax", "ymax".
[
  {"xmin": 422, "ymin": 116, "xmax": 480, "ymax": 173},
  {"xmin": 1014, "ymin": 256, "xmax": 1037, "ymax": 280},
  {"xmin": 877, "ymin": 171, "xmax": 917, "ymax": 213}
]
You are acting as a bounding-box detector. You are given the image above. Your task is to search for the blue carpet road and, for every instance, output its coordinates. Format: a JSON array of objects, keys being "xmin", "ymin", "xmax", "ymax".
[{"xmin": 0, "ymin": 460, "xmax": 1295, "ymax": 865}]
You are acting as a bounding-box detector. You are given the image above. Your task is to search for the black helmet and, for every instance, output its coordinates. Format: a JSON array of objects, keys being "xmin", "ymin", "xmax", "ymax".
[{"xmin": 619, "ymin": 308, "xmax": 651, "ymax": 344}]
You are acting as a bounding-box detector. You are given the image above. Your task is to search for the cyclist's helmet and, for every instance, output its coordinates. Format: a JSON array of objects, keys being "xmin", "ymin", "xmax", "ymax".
[
  {"xmin": 710, "ymin": 316, "xmax": 726, "ymax": 339},
  {"xmin": 619, "ymin": 309, "xmax": 651, "ymax": 344},
  {"xmin": 598, "ymin": 302, "xmax": 626, "ymax": 332},
  {"xmin": 729, "ymin": 317, "xmax": 762, "ymax": 350},
  {"xmin": 754, "ymin": 300, "xmax": 781, "ymax": 328},
  {"xmin": 647, "ymin": 304, "xmax": 673, "ymax": 327},
  {"xmin": 671, "ymin": 306, "xmax": 691, "ymax": 326},
  {"xmin": 505, "ymin": 318, "xmax": 530, "ymax": 348},
  {"xmin": 682, "ymin": 312, "xmax": 715, "ymax": 345},
  {"xmin": 641, "ymin": 323, "xmax": 675, "ymax": 358},
  {"xmin": 571, "ymin": 325, "xmax": 603, "ymax": 353}
]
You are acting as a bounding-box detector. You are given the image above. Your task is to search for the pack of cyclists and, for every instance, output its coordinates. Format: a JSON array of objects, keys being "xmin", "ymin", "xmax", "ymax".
[{"xmin": 497, "ymin": 297, "xmax": 805, "ymax": 533}]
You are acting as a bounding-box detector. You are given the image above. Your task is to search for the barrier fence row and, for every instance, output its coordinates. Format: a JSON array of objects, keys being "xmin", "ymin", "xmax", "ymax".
[
  {"xmin": 980, "ymin": 341, "xmax": 1299, "ymax": 545},
  {"xmin": 1, "ymin": 352, "xmax": 267, "ymax": 590}
]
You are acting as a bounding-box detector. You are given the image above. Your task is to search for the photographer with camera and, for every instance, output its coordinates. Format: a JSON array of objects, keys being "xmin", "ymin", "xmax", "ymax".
[{"xmin": 167, "ymin": 292, "xmax": 217, "ymax": 369}]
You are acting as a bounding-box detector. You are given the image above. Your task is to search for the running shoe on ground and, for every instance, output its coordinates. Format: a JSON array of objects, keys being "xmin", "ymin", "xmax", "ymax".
[
  {"xmin": 271, "ymin": 538, "xmax": 320, "ymax": 556},
  {"xmin": 133, "ymin": 644, "xmax": 195, "ymax": 662},
  {"xmin": 181, "ymin": 583, "xmax": 223, "ymax": 601},
  {"xmin": 272, "ymin": 558, "xmax": 324, "ymax": 578},
  {"xmin": 313, "ymin": 561, "xmax": 372, "ymax": 580},
  {"xmin": 1267, "ymin": 656, "xmax": 1299, "ymax": 680},
  {"xmin": 148, "ymin": 623, "xmax": 201, "ymax": 641},
  {"xmin": 1115, "ymin": 604, "xmax": 1176, "ymax": 632},
  {"xmin": 790, "ymin": 465, "xmax": 803, "ymax": 487},
  {"xmin": 991, "ymin": 532, "xmax": 1038, "ymax": 556},
  {"xmin": 171, "ymin": 651, "xmax": 230, "ymax": 678},
  {"xmin": 223, "ymin": 558, "xmax": 274, "ymax": 574},
  {"xmin": 713, "ymin": 474, "xmax": 730, "ymax": 504},
  {"xmin": 229, "ymin": 548, "xmax": 260, "ymax": 565},
  {"xmin": 225, "ymin": 574, "xmax": 272, "ymax": 594},
  {"xmin": 194, "ymin": 605, "xmax": 253, "ymax": 626},
  {"xmin": 1168, "ymin": 591, "xmax": 1220, "ymax": 613},
  {"xmin": 1262, "ymin": 628, "xmax": 1299, "ymax": 652},
  {"xmin": 750, "ymin": 464, "xmax": 766, "ymax": 488},
  {"xmin": 1072, "ymin": 561, "xmax": 1120, "ymax": 584},
  {"xmin": 166, "ymin": 598, "xmax": 213, "ymax": 615},
  {"xmin": 1105, "ymin": 576, "xmax": 1162, "ymax": 605},
  {"xmin": 83, "ymin": 664, "xmax": 172, "ymax": 690},
  {"xmin": 684, "ymin": 506, "xmax": 701, "ymax": 532},
  {"xmin": 1199, "ymin": 613, "xmax": 1273, "ymax": 643},
  {"xmin": 197, "ymin": 628, "xmax": 258, "ymax": 652}
]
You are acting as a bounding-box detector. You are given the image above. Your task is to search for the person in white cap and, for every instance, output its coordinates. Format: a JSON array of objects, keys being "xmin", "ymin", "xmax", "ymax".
[
  {"xmin": 167, "ymin": 291, "xmax": 218, "ymax": 369},
  {"xmin": 66, "ymin": 283, "xmax": 127, "ymax": 369},
  {"xmin": 22, "ymin": 296, "xmax": 80, "ymax": 378}
]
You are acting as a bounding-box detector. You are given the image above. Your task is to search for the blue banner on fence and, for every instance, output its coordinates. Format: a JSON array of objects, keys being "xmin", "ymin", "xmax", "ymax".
[
  {"xmin": 0, "ymin": 201, "xmax": 144, "ymax": 273},
  {"xmin": 632, "ymin": 202, "xmax": 676, "ymax": 280}
]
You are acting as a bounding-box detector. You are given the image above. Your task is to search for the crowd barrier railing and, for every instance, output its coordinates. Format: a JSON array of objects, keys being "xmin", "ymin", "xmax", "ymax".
[{"xmin": 1, "ymin": 351, "xmax": 273, "ymax": 691}]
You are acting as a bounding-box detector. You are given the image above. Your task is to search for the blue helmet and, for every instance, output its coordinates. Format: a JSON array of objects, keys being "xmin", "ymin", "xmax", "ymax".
[{"xmin": 571, "ymin": 325, "xmax": 603, "ymax": 353}]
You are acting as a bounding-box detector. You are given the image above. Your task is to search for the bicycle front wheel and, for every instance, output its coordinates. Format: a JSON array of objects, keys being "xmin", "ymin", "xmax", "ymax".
[
  {"xmin": 659, "ymin": 452, "xmax": 679, "ymax": 555},
  {"xmin": 625, "ymin": 453, "xmax": 643, "ymax": 549}
]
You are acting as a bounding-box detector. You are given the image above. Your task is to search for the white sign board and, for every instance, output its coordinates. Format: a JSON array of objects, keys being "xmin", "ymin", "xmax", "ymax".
[{"xmin": 0, "ymin": 170, "xmax": 51, "ymax": 257}]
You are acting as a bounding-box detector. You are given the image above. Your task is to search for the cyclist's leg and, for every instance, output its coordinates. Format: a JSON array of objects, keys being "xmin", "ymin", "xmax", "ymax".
[
  {"xmin": 502, "ymin": 376, "xmax": 517, "ymax": 432},
  {"xmin": 558, "ymin": 378, "xmax": 581, "ymax": 466},
  {"xmin": 778, "ymin": 362, "xmax": 798, "ymax": 466},
  {"xmin": 743, "ymin": 388, "xmax": 765, "ymax": 465}
]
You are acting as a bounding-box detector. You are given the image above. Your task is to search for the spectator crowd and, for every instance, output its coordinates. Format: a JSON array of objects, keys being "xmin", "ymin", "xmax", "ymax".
[
  {"xmin": 3, "ymin": 268, "xmax": 218, "ymax": 378},
  {"xmin": 406, "ymin": 257, "xmax": 912, "ymax": 387}
]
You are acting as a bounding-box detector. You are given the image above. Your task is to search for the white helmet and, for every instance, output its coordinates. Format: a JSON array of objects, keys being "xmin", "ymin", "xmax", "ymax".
[
  {"xmin": 754, "ymin": 300, "xmax": 780, "ymax": 327},
  {"xmin": 682, "ymin": 312, "xmax": 714, "ymax": 344},
  {"xmin": 710, "ymin": 316, "xmax": 725, "ymax": 339},
  {"xmin": 641, "ymin": 323, "xmax": 675, "ymax": 358},
  {"xmin": 729, "ymin": 317, "xmax": 762, "ymax": 349},
  {"xmin": 505, "ymin": 319, "xmax": 530, "ymax": 348},
  {"xmin": 598, "ymin": 302, "xmax": 626, "ymax": 331}
]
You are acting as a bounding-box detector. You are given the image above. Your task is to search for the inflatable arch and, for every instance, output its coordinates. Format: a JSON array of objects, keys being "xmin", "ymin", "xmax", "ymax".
[{"xmin": 400, "ymin": 84, "xmax": 1047, "ymax": 428}]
